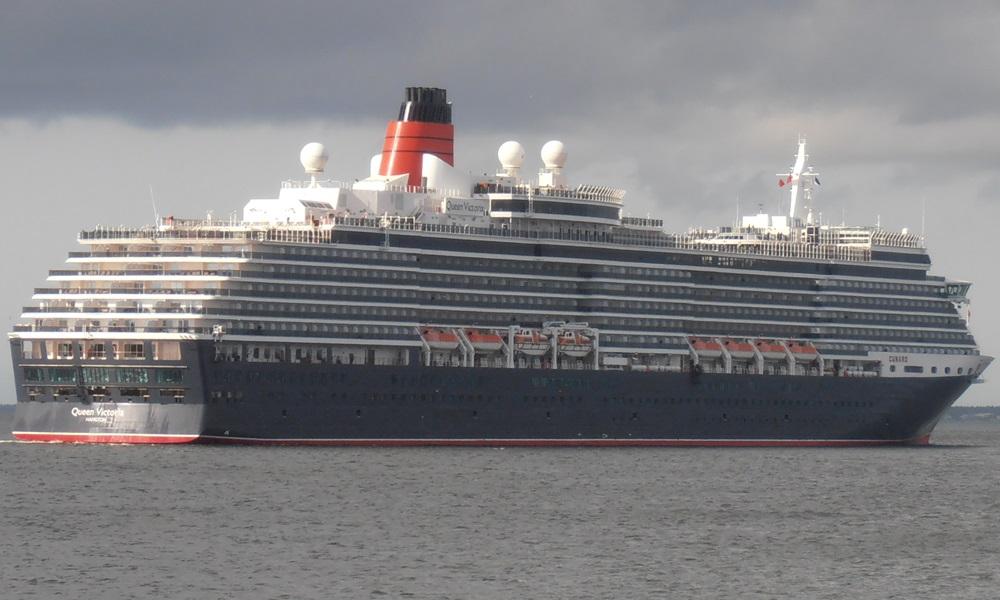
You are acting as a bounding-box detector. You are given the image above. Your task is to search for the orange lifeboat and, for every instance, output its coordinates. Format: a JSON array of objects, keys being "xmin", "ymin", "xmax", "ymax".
[
  {"xmin": 786, "ymin": 341, "xmax": 819, "ymax": 361},
  {"xmin": 755, "ymin": 340, "xmax": 787, "ymax": 360},
  {"xmin": 558, "ymin": 331, "xmax": 593, "ymax": 358},
  {"xmin": 723, "ymin": 339, "xmax": 755, "ymax": 360},
  {"xmin": 690, "ymin": 337, "xmax": 723, "ymax": 358},
  {"xmin": 465, "ymin": 329, "xmax": 504, "ymax": 353},
  {"xmin": 514, "ymin": 329, "xmax": 549, "ymax": 356},
  {"xmin": 421, "ymin": 327, "xmax": 460, "ymax": 351}
]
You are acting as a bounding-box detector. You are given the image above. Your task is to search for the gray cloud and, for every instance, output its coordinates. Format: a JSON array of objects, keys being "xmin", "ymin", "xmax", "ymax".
[{"xmin": 2, "ymin": 2, "xmax": 998, "ymax": 128}]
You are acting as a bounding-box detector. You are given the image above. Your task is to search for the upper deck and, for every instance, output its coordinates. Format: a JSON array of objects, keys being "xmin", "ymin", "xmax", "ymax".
[{"xmin": 77, "ymin": 214, "xmax": 924, "ymax": 269}]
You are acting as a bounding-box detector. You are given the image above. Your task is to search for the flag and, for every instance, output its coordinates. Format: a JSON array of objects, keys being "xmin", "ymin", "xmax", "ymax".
[
  {"xmin": 815, "ymin": 176, "xmax": 821, "ymax": 186},
  {"xmin": 778, "ymin": 174, "xmax": 793, "ymax": 187}
]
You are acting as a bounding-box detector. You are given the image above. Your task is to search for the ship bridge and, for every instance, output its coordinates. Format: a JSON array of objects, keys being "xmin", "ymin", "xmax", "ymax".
[{"xmin": 472, "ymin": 139, "xmax": 625, "ymax": 227}]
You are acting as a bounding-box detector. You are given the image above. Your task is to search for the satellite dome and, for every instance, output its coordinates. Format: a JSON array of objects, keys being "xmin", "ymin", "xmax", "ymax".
[
  {"xmin": 497, "ymin": 140, "xmax": 525, "ymax": 169},
  {"xmin": 299, "ymin": 142, "xmax": 329, "ymax": 174},
  {"xmin": 541, "ymin": 140, "xmax": 567, "ymax": 169}
]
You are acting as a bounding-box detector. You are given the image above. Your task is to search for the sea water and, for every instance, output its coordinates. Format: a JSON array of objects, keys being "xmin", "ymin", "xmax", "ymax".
[{"xmin": 1, "ymin": 412, "xmax": 998, "ymax": 599}]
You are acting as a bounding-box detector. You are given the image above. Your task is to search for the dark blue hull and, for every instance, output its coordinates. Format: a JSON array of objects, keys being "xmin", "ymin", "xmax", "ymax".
[{"xmin": 11, "ymin": 342, "xmax": 971, "ymax": 445}]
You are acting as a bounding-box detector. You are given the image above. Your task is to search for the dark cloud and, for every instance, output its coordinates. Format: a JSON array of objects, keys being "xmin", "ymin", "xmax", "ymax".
[{"xmin": 2, "ymin": 1, "xmax": 998, "ymax": 128}]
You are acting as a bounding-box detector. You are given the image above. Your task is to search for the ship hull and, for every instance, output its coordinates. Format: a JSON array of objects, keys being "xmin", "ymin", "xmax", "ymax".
[{"xmin": 11, "ymin": 344, "xmax": 971, "ymax": 446}]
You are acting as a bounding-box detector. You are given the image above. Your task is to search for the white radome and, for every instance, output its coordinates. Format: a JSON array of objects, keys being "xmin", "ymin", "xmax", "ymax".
[
  {"xmin": 497, "ymin": 140, "xmax": 525, "ymax": 169},
  {"xmin": 299, "ymin": 142, "xmax": 329, "ymax": 174},
  {"xmin": 541, "ymin": 140, "xmax": 567, "ymax": 169}
]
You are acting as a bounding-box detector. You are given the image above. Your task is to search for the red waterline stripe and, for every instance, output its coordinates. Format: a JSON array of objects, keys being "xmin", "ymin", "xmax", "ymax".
[
  {"xmin": 12, "ymin": 433, "xmax": 932, "ymax": 447},
  {"xmin": 13, "ymin": 432, "xmax": 200, "ymax": 444},
  {"xmin": 198, "ymin": 436, "xmax": 931, "ymax": 447}
]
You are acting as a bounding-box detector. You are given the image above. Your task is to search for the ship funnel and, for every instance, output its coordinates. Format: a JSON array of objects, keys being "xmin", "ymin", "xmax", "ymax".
[{"xmin": 377, "ymin": 87, "xmax": 454, "ymax": 187}]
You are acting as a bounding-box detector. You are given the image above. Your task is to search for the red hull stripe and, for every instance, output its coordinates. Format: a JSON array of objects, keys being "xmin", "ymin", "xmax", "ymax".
[
  {"xmin": 12, "ymin": 433, "xmax": 932, "ymax": 447},
  {"xmin": 198, "ymin": 435, "xmax": 931, "ymax": 447},
  {"xmin": 13, "ymin": 431, "xmax": 200, "ymax": 444}
]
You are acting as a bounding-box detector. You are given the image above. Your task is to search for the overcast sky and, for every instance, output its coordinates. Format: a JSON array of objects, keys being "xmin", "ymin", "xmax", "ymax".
[{"xmin": 1, "ymin": 1, "xmax": 997, "ymax": 405}]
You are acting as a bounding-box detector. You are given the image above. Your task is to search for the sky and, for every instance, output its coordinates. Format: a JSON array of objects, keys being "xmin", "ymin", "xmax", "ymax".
[{"xmin": 0, "ymin": 1, "xmax": 997, "ymax": 405}]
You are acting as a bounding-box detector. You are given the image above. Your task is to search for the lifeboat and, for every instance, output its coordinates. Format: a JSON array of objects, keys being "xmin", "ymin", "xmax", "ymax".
[
  {"xmin": 465, "ymin": 328, "xmax": 504, "ymax": 353},
  {"xmin": 690, "ymin": 337, "xmax": 723, "ymax": 358},
  {"xmin": 558, "ymin": 331, "xmax": 593, "ymax": 357},
  {"xmin": 755, "ymin": 340, "xmax": 787, "ymax": 360},
  {"xmin": 723, "ymin": 339, "xmax": 755, "ymax": 360},
  {"xmin": 514, "ymin": 329, "xmax": 549, "ymax": 356},
  {"xmin": 421, "ymin": 327, "xmax": 460, "ymax": 351},
  {"xmin": 786, "ymin": 341, "xmax": 819, "ymax": 361}
]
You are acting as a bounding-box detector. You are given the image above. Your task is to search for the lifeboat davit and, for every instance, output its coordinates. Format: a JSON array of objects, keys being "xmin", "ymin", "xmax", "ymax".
[
  {"xmin": 755, "ymin": 340, "xmax": 787, "ymax": 360},
  {"xmin": 465, "ymin": 329, "xmax": 504, "ymax": 353},
  {"xmin": 690, "ymin": 337, "xmax": 723, "ymax": 358},
  {"xmin": 723, "ymin": 339, "xmax": 755, "ymax": 359},
  {"xmin": 787, "ymin": 341, "xmax": 819, "ymax": 361},
  {"xmin": 558, "ymin": 331, "xmax": 593, "ymax": 358},
  {"xmin": 421, "ymin": 327, "xmax": 460, "ymax": 351},
  {"xmin": 514, "ymin": 329, "xmax": 549, "ymax": 356}
]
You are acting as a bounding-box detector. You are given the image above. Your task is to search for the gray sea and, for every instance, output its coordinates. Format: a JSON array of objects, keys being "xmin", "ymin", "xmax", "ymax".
[{"xmin": 1, "ymin": 412, "xmax": 998, "ymax": 600}]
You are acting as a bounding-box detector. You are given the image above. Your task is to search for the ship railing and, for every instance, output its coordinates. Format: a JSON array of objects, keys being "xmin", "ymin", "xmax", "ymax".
[
  {"xmin": 22, "ymin": 306, "xmax": 207, "ymax": 315},
  {"xmin": 672, "ymin": 237, "xmax": 871, "ymax": 262},
  {"xmin": 621, "ymin": 216, "xmax": 665, "ymax": 229},
  {"xmin": 80, "ymin": 226, "xmax": 257, "ymax": 242},
  {"xmin": 871, "ymin": 228, "xmax": 924, "ymax": 248},
  {"xmin": 13, "ymin": 324, "xmax": 215, "ymax": 334},
  {"xmin": 80, "ymin": 219, "xmax": 879, "ymax": 262},
  {"xmin": 278, "ymin": 179, "xmax": 464, "ymax": 197},
  {"xmin": 474, "ymin": 183, "xmax": 624, "ymax": 205},
  {"xmin": 330, "ymin": 218, "xmax": 874, "ymax": 262},
  {"xmin": 261, "ymin": 228, "xmax": 332, "ymax": 244},
  {"xmin": 49, "ymin": 269, "xmax": 239, "ymax": 277},
  {"xmin": 281, "ymin": 179, "xmax": 355, "ymax": 190}
]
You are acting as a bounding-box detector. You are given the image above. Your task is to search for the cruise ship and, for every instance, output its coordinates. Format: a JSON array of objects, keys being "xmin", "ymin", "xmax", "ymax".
[{"xmin": 9, "ymin": 86, "xmax": 993, "ymax": 445}]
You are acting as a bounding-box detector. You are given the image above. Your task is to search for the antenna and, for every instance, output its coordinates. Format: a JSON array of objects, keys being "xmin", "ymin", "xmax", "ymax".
[
  {"xmin": 921, "ymin": 197, "xmax": 927, "ymax": 243},
  {"xmin": 149, "ymin": 185, "xmax": 159, "ymax": 225}
]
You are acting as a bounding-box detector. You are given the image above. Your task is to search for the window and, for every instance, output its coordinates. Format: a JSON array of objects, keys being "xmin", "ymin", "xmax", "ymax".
[
  {"xmin": 82, "ymin": 367, "xmax": 113, "ymax": 385},
  {"xmin": 123, "ymin": 343, "xmax": 145, "ymax": 359},
  {"xmin": 48, "ymin": 367, "xmax": 77, "ymax": 384},
  {"xmin": 21, "ymin": 340, "xmax": 41, "ymax": 359},
  {"xmin": 155, "ymin": 369, "xmax": 183, "ymax": 384},
  {"xmin": 154, "ymin": 341, "xmax": 181, "ymax": 360},
  {"xmin": 23, "ymin": 367, "xmax": 44, "ymax": 382},
  {"xmin": 118, "ymin": 368, "xmax": 149, "ymax": 384},
  {"xmin": 903, "ymin": 366, "xmax": 924, "ymax": 374}
]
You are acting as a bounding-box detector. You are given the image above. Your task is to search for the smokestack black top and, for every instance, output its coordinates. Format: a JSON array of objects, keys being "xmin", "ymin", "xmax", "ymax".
[{"xmin": 398, "ymin": 87, "xmax": 452, "ymax": 124}]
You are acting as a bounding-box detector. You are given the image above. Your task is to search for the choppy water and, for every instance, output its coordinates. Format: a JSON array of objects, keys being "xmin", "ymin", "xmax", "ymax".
[{"xmin": 1, "ymin": 413, "xmax": 998, "ymax": 600}]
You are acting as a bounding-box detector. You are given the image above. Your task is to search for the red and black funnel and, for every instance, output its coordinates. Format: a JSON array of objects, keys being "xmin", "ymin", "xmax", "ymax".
[{"xmin": 378, "ymin": 87, "xmax": 454, "ymax": 187}]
